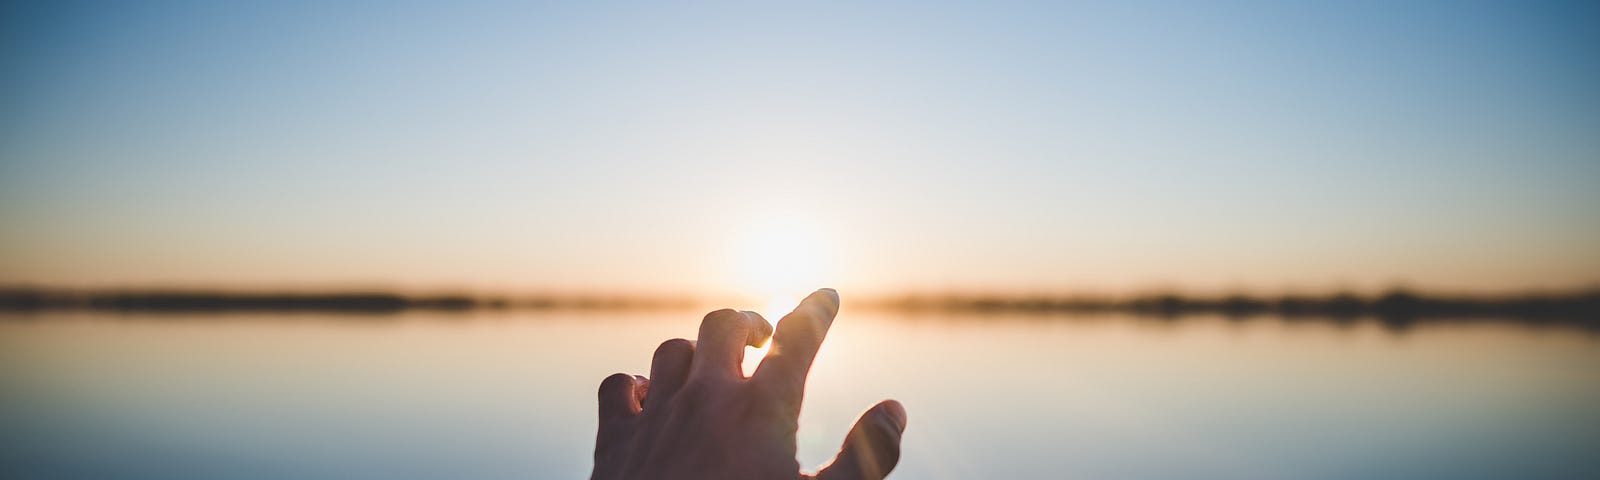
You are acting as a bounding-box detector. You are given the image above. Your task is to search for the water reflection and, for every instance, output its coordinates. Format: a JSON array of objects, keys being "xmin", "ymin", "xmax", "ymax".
[{"xmin": 2, "ymin": 311, "xmax": 1597, "ymax": 479}]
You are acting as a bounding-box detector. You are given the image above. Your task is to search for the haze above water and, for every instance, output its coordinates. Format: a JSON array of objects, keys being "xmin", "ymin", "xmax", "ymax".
[{"xmin": 3, "ymin": 311, "xmax": 1596, "ymax": 480}]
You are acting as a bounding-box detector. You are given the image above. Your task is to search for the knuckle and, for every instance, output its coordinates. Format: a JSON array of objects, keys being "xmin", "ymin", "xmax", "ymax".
[
  {"xmin": 701, "ymin": 308, "xmax": 747, "ymax": 329},
  {"xmin": 756, "ymin": 378, "xmax": 802, "ymax": 403},
  {"xmin": 703, "ymin": 308, "xmax": 741, "ymax": 321}
]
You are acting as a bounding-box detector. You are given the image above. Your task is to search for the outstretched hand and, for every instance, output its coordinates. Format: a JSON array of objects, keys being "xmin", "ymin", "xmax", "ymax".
[{"xmin": 591, "ymin": 288, "xmax": 906, "ymax": 480}]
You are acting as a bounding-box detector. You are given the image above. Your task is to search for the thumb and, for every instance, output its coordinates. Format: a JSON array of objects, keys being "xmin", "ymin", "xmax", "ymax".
[{"xmin": 814, "ymin": 400, "xmax": 907, "ymax": 480}]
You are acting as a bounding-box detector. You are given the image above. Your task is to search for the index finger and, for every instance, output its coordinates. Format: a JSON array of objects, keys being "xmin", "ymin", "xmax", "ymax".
[{"xmin": 752, "ymin": 288, "xmax": 840, "ymax": 404}]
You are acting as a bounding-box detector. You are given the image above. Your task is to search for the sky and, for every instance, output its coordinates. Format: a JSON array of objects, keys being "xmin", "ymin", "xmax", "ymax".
[{"xmin": 2, "ymin": 0, "xmax": 1598, "ymax": 299}]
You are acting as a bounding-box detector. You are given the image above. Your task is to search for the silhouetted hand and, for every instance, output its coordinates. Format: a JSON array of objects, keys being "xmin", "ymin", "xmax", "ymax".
[{"xmin": 591, "ymin": 288, "xmax": 907, "ymax": 480}]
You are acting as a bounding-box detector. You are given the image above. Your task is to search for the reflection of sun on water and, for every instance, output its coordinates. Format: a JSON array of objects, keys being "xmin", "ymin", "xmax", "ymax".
[{"xmin": 734, "ymin": 216, "xmax": 830, "ymax": 376}]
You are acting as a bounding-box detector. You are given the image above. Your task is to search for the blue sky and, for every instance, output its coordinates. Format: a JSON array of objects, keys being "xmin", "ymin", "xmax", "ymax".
[{"xmin": 2, "ymin": 1, "xmax": 1597, "ymax": 296}]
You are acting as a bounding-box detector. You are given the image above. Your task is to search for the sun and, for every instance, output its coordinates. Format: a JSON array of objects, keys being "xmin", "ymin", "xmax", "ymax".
[
  {"xmin": 735, "ymin": 216, "xmax": 831, "ymax": 305},
  {"xmin": 731, "ymin": 214, "xmax": 833, "ymax": 375}
]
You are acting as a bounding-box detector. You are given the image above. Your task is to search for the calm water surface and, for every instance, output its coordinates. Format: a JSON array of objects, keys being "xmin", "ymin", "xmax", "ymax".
[{"xmin": 2, "ymin": 311, "xmax": 1597, "ymax": 479}]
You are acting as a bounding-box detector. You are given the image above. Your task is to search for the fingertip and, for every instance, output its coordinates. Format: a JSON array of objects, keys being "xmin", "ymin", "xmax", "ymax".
[
  {"xmin": 598, "ymin": 372, "xmax": 640, "ymax": 418},
  {"xmin": 798, "ymin": 288, "xmax": 841, "ymax": 321},
  {"xmin": 814, "ymin": 288, "xmax": 840, "ymax": 307},
  {"xmin": 742, "ymin": 310, "xmax": 773, "ymax": 348},
  {"xmin": 599, "ymin": 372, "xmax": 636, "ymax": 394},
  {"xmin": 653, "ymin": 338, "xmax": 696, "ymax": 359},
  {"xmin": 873, "ymin": 399, "xmax": 908, "ymax": 433},
  {"xmin": 646, "ymin": 339, "xmax": 695, "ymax": 409},
  {"xmin": 815, "ymin": 398, "xmax": 905, "ymax": 480}
]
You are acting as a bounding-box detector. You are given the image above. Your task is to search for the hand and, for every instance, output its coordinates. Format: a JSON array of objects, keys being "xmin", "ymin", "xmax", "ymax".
[{"xmin": 591, "ymin": 288, "xmax": 907, "ymax": 480}]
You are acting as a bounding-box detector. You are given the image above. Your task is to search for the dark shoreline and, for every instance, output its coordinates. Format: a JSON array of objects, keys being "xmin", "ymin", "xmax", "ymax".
[
  {"xmin": 859, "ymin": 290, "xmax": 1600, "ymax": 331},
  {"xmin": 863, "ymin": 290, "xmax": 1600, "ymax": 318},
  {"xmin": 2, "ymin": 288, "xmax": 1596, "ymax": 324},
  {"xmin": 0, "ymin": 289, "xmax": 695, "ymax": 313}
]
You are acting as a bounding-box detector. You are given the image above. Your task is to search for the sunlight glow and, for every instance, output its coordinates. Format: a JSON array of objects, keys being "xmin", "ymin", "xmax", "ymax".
[
  {"xmin": 729, "ymin": 212, "xmax": 835, "ymax": 304},
  {"xmin": 741, "ymin": 293, "xmax": 807, "ymax": 377},
  {"xmin": 733, "ymin": 214, "xmax": 832, "ymax": 376},
  {"xmin": 742, "ymin": 338, "xmax": 771, "ymax": 378},
  {"xmin": 738, "ymin": 225, "xmax": 827, "ymax": 296}
]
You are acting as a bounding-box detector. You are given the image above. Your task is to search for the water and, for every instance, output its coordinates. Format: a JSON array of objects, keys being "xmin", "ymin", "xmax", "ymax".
[{"xmin": 2, "ymin": 310, "xmax": 1597, "ymax": 479}]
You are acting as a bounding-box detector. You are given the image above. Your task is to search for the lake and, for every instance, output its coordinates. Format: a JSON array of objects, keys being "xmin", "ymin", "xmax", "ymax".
[{"xmin": 2, "ymin": 310, "xmax": 1597, "ymax": 479}]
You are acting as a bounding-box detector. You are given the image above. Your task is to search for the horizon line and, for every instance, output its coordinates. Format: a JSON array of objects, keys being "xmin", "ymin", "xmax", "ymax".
[{"xmin": 2, "ymin": 287, "xmax": 1597, "ymax": 325}]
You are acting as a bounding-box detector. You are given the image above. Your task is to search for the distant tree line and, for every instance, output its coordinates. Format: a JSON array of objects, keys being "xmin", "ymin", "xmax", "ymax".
[
  {"xmin": 863, "ymin": 290, "xmax": 1600, "ymax": 325},
  {"xmin": 0, "ymin": 289, "xmax": 693, "ymax": 313},
  {"xmin": 1, "ymin": 288, "xmax": 1595, "ymax": 327}
]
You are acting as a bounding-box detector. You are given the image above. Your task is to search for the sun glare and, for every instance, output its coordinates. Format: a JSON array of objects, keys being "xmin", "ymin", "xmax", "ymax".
[
  {"xmin": 733, "ymin": 215, "xmax": 833, "ymax": 376},
  {"xmin": 741, "ymin": 293, "xmax": 808, "ymax": 376},
  {"xmin": 735, "ymin": 216, "xmax": 831, "ymax": 303},
  {"xmin": 742, "ymin": 230, "xmax": 822, "ymax": 294}
]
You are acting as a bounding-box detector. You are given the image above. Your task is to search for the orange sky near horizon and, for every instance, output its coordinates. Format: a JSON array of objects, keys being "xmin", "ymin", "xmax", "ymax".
[{"xmin": 2, "ymin": 2, "xmax": 1598, "ymax": 299}]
